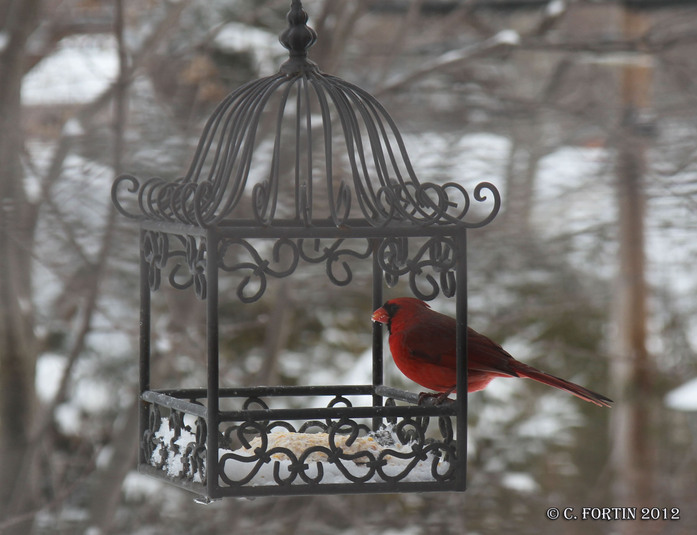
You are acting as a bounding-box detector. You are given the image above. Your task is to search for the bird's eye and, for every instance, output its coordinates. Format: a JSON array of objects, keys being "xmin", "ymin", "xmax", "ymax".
[{"xmin": 384, "ymin": 302, "xmax": 399, "ymax": 317}]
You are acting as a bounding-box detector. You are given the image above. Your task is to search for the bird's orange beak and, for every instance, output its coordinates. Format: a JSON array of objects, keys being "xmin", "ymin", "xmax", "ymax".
[{"xmin": 371, "ymin": 307, "xmax": 389, "ymax": 324}]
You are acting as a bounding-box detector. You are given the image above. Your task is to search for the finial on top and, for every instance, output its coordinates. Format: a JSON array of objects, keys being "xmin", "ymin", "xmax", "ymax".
[{"xmin": 279, "ymin": 0, "xmax": 318, "ymax": 74}]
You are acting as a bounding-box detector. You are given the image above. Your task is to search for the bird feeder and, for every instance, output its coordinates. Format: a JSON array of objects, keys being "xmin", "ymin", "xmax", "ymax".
[{"xmin": 112, "ymin": 0, "xmax": 500, "ymax": 500}]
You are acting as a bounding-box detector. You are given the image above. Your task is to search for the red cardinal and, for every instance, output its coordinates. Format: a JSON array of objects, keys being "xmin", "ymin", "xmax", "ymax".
[{"xmin": 372, "ymin": 297, "xmax": 612, "ymax": 407}]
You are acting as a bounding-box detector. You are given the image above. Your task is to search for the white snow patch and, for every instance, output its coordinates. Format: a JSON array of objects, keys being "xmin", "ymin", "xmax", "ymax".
[
  {"xmin": 95, "ymin": 445, "xmax": 114, "ymax": 469},
  {"xmin": 62, "ymin": 117, "xmax": 85, "ymax": 137},
  {"xmin": 55, "ymin": 403, "xmax": 82, "ymax": 435},
  {"xmin": 23, "ymin": 34, "xmax": 118, "ymax": 105},
  {"xmin": 123, "ymin": 471, "xmax": 168, "ymax": 499},
  {"xmin": 36, "ymin": 351, "xmax": 117, "ymax": 433},
  {"xmin": 501, "ymin": 471, "xmax": 539, "ymax": 493},
  {"xmin": 665, "ymin": 378, "xmax": 697, "ymax": 411},
  {"xmin": 492, "ymin": 29, "xmax": 521, "ymax": 47},
  {"xmin": 35, "ymin": 353, "xmax": 67, "ymax": 402},
  {"xmin": 546, "ymin": 0, "xmax": 566, "ymax": 18}
]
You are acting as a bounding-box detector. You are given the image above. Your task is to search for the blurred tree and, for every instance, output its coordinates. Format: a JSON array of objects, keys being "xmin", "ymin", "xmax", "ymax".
[
  {"xmin": 0, "ymin": 2, "xmax": 43, "ymax": 533},
  {"xmin": 610, "ymin": 6, "xmax": 655, "ymax": 530}
]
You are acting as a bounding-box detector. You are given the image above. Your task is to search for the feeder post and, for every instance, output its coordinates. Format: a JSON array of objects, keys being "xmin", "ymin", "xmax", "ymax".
[
  {"xmin": 371, "ymin": 238, "xmax": 385, "ymax": 428},
  {"xmin": 206, "ymin": 227, "xmax": 220, "ymax": 498},
  {"xmin": 139, "ymin": 228, "xmax": 151, "ymax": 467},
  {"xmin": 455, "ymin": 229, "xmax": 468, "ymax": 491}
]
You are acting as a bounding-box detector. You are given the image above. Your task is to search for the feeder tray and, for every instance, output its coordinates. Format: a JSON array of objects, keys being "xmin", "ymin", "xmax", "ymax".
[{"xmin": 112, "ymin": 0, "xmax": 500, "ymax": 500}]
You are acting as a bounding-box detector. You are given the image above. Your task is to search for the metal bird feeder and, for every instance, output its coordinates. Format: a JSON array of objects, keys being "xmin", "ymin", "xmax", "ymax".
[{"xmin": 112, "ymin": 0, "xmax": 500, "ymax": 500}]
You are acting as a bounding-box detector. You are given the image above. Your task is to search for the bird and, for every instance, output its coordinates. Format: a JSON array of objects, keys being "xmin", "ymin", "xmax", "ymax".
[{"xmin": 371, "ymin": 297, "xmax": 612, "ymax": 407}]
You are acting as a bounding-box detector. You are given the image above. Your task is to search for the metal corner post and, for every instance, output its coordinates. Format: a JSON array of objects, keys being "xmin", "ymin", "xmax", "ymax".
[
  {"xmin": 455, "ymin": 229, "xmax": 468, "ymax": 491},
  {"xmin": 371, "ymin": 238, "xmax": 384, "ymax": 429},
  {"xmin": 206, "ymin": 227, "xmax": 220, "ymax": 498},
  {"xmin": 139, "ymin": 227, "xmax": 151, "ymax": 466}
]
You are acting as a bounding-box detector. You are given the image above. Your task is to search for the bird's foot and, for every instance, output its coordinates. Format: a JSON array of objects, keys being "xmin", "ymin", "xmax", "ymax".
[{"xmin": 417, "ymin": 391, "xmax": 454, "ymax": 406}]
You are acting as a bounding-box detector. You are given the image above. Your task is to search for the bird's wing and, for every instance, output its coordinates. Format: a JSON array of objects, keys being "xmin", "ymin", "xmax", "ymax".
[
  {"xmin": 466, "ymin": 328, "xmax": 519, "ymax": 378},
  {"xmin": 400, "ymin": 314, "xmax": 457, "ymax": 367}
]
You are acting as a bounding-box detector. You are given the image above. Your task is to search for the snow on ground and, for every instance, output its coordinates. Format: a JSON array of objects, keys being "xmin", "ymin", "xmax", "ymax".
[
  {"xmin": 501, "ymin": 471, "xmax": 539, "ymax": 493},
  {"xmin": 35, "ymin": 353, "xmax": 68, "ymax": 403},
  {"xmin": 665, "ymin": 378, "xmax": 697, "ymax": 411},
  {"xmin": 35, "ymin": 352, "xmax": 115, "ymax": 434},
  {"xmin": 22, "ymin": 34, "xmax": 118, "ymax": 105}
]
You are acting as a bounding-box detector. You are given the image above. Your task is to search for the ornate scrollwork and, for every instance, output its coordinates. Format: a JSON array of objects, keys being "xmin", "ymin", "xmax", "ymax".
[
  {"xmin": 142, "ymin": 403, "xmax": 162, "ymax": 464},
  {"xmin": 218, "ymin": 415, "xmax": 456, "ymax": 487},
  {"xmin": 217, "ymin": 237, "xmax": 372, "ymax": 302},
  {"xmin": 141, "ymin": 233, "xmax": 207, "ymax": 299},
  {"xmin": 297, "ymin": 238, "xmax": 372, "ymax": 286},
  {"xmin": 215, "ymin": 394, "xmax": 457, "ymax": 488},
  {"xmin": 111, "ymin": 174, "xmax": 142, "ymax": 219},
  {"xmin": 144, "ymin": 233, "xmax": 463, "ymax": 302},
  {"xmin": 183, "ymin": 236, "xmax": 208, "ymax": 300},
  {"xmin": 145, "ymin": 405, "xmax": 208, "ymax": 484},
  {"xmin": 219, "ymin": 238, "xmax": 300, "ymax": 303},
  {"xmin": 377, "ymin": 236, "xmax": 458, "ymax": 300},
  {"xmin": 372, "ymin": 179, "xmax": 500, "ymax": 228},
  {"xmin": 142, "ymin": 231, "xmax": 169, "ymax": 292}
]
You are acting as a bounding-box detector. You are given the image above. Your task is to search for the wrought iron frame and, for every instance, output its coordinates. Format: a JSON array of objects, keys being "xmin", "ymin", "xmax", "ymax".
[
  {"xmin": 133, "ymin": 222, "xmax": 478, "ymax": 499},
  {"xmin": 113, "ymin": 0, "xmax": 501, "ymax": 500}
]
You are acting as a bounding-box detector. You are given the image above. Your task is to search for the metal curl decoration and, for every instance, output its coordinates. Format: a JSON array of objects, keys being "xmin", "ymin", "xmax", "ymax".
[
  {"xmin": 470, "ymin": 181, "xmax": 502, "ymax": 228},
  {"xmin": 186, "ymin": 236, "xmax": 208, "ymax": 299},
  {"xmin": 142, "ymin": 403, "xmax": 162, "ymax": 464},
  {"xmin": 215, "ymin": 237, "xmax": 375, "ymax": 303},
  {"xmin": 252, "ymin": 180, "xmax": 274, "ymax": 225},
  {"xmin": 214, "ymin": 394, "xmax": 456, "ymax": 488},
  {"xmin": 142, "ymin": 177, "xmax": 175, "ymax": 221},
  {"xmin": 219, "ymin": 238, "xmax": 301, "ymax": 303},
  {"xmin": 162, "ymin": 236, "xmax": 208, "ymax": 299},
  {"xmin": 377, "ymin": 236, "xmax": 458, "ymax": 300},
  {"xmin": 181, "ymin": 417, "xmax": 208, "ymax": 484},
  {"xmin": 111, "ymin": 174, "xmax": 142, "ymax": 219},
  {"xmin": 142, "ymin": 231, "xmax": 462, "ymax": 302},
  {"xmin": 297, "ymin": 238, "xmax": 372, "ymax": 286},
  {"xmin": 142, "ymin": 231, "xmax": 169, "ymax": 292}
]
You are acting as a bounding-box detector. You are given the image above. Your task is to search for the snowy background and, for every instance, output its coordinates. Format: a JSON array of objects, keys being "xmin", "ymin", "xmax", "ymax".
[{"xmin": 3, "ymin": 1, "xmax": 697, "ymax": 534}]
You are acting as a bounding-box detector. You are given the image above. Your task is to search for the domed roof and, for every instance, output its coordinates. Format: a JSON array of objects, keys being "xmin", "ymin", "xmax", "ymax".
[{"xmin": 112, "ymin": 0, "xmax": 499, "ymax": 229}]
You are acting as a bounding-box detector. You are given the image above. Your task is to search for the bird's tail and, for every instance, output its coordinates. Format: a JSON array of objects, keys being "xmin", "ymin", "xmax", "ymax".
[{"xmin": 512, "ymin": 362, "xmax": 613, "ymax": 408}]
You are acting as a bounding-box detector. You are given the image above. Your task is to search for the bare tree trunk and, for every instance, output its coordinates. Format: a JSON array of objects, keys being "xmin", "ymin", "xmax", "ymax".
[
  {"xmin": 83, "ymin": 2, "xmax": 140, "ymax": 531},
  {"xmin": 612, "ymin": 128, "xmax": 653, "ymax": 502},
  {"xmin": 85, "ymin": 402, "xmax": 139, "ymax": 533},
  {"xmin": 610, "ymin": 7, "xmax": 655, "ymax": 528},
  {"xmin": 0, "ymin": 2, "xmax": 42, "ymax": 533}
]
